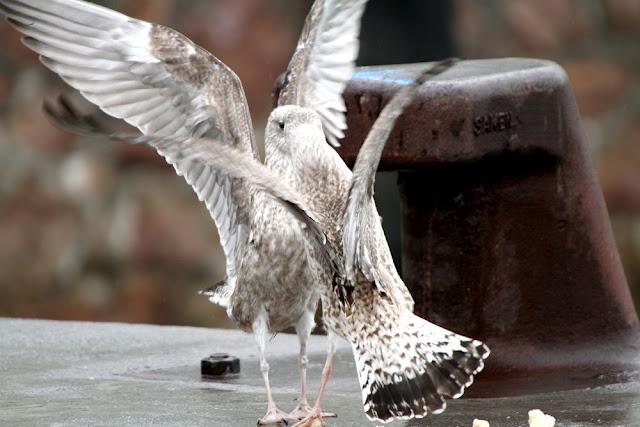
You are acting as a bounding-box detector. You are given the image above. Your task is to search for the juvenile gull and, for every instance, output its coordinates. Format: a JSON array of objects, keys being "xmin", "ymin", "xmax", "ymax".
[
  {"xmin": 0, "ymin": 0, "xmax": 367, "ymax": 423},
  {"xmin": 45, "ymin": 60, "xmax": 490, "ymax": 425},
  {"xmin": 267, "ymin": 60, "xmax": 490, "ymax": 425}
]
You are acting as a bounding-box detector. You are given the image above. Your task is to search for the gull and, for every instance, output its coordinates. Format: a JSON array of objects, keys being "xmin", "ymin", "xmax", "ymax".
[
  {"xmin": 268, "ymin": 60, "xmax": 490, "ymax": 425},
  {"xmin": 48, "ymin": 59, "xmax": 490, "ymax": 426},
  {"xmin": 0, "ymin": 0, "xmax": 367, "ymax": 424}
]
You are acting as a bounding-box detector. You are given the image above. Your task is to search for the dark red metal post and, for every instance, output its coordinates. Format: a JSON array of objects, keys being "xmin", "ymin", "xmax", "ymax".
[{"xmin": 338, "ymin": 59, "xmax": 640, "ymax": 396}]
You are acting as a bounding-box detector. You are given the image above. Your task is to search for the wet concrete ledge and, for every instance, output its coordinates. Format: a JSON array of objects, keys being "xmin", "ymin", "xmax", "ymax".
[{"xmin": 1, "ymin": 318, "xmax": 639, "ymax": 426}]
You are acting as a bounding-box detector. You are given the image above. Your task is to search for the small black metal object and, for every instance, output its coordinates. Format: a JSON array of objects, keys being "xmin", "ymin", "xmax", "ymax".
[{"xmin": 201, "ymin": 353, "xmax": 240, "ymax": 377}]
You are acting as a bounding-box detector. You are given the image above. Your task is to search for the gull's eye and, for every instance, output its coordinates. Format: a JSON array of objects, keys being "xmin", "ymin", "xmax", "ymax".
[{"xmin": 278, "ymin": 120, "xmax": 285, "ymax": 130}]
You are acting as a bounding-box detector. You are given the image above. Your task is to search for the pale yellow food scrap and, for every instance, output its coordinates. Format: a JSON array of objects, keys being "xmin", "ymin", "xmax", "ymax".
[
  {"xmin": 472, "ymin": 419, "xmax": 490, "ymax": 427},
  {"xmin": 529, "ymin": 409, "xmax": 556, "ymax": 427}
]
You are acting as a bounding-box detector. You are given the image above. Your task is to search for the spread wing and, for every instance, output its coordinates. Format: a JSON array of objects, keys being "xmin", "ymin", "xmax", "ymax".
[
  {"xmin": 0, "ymin": 0, "xmax": 260, "ymax": 306},
  {"xmin": 132, "ymin": 135, "xmax": 328, "ymax": 253},
  {"xmin": 343, "ymin": 60, "xmax": 458, "ymax": 309},
  {"xmin": 278, "ymin": 0, "xmax": 368, "ymax": 147},
  {"xmin": 44, "ymin": 97, "xmax": 338, "ymax": 284}
]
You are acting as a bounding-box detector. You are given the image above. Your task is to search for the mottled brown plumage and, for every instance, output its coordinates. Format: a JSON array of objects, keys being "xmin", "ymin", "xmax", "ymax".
[
  {"xmin": 45, "ymin": 62, "xmax": 491, "ymax": 425},
  {"xmin": 267, "ymin": 62, "xmax": 489, "ymax": 424}
]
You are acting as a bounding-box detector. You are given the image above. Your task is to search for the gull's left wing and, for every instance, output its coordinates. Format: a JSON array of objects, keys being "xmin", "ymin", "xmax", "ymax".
[
  {"xmin": 277, "ymin": 0, "xmax": 368, "ymax": 147},
  {"xmin": 43, "ymin": 97, "xmax": 338, "ymax": 271},
  {"xmin": 342, "ymin": 59, "xmax": 459, "ymax": 308},
  {"xmin": 0, "ymin": 0, "xmax": 264, "ymax": 308}
]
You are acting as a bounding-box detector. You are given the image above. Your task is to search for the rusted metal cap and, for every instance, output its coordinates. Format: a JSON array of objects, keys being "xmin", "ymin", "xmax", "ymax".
[
  {"xmin": 338, "ymin": 59, "xmax": 640, "ymax": 397},
  {"xmin": 201, "ymin": 353, "xmax": 240, "ymax": 378}
]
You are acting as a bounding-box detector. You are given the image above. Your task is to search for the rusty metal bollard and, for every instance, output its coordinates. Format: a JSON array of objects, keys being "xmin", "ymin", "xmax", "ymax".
[{"xmin": 337, "ymin": 59, "xmax": 640, "ymax": 396}]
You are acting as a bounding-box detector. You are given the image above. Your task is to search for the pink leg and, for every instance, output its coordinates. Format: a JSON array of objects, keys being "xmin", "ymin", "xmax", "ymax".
[
  {"xmin": 289, "ymin": 313, "xmax": 315, "ymax": 419},
  {"xmin": 292, "ymin": 333, "xmax": 337, "ymax": 427},
  {"xmin": 254, "ymin": 314, "xmax": 289, "ymax": 425},
  {"xmin": 257, "ymin": 356, "xmax": 290, "ymax": 425},
  {"xmin": 289, "ymin": 341, "xmax": 314, "ymax": 419}
]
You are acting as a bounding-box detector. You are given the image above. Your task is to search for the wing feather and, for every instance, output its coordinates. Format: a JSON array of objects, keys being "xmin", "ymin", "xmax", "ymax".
[
  {"xmin": 343, "ymin": 60, "xmax": 459, "ymax": 308},
  {"xmin": 1, "ymin": 0, "xmax": 258, "ymax": 152},
  {"xmin": 278, "ymin": 0, "xmax": 368, "ymax": 147},
  {"xmin": 1, "ymin": 0, "xmax": 261, "ymax": 307},
  {"xmin": 43, "ymin": 97, "xmax": 340, "ymax": 303}
]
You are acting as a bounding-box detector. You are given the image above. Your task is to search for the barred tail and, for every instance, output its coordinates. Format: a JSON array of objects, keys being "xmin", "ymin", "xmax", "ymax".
[{"xmin": 351, "ymin": 311, "xmax": 489, "ymax": 423}]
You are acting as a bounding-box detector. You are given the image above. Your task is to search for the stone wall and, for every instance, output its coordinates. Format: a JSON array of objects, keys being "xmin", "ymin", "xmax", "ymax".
[{"xmin": 0, "ymin": 0, "xmax": 638, "ymax": 326}]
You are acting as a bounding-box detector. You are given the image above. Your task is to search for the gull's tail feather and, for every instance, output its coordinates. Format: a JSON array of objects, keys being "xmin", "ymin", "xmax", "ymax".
[{"xmin": 351, "ymin": 311, "xmax": 489, "ymax": 423}]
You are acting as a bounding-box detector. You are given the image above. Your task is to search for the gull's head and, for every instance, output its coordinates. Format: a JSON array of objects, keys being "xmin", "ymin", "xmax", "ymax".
[{"xmin": 266, "ymin": 105, "xmax": 325, "ymax": 154}]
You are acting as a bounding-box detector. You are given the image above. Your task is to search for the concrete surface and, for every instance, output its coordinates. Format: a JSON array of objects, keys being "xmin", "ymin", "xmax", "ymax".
[{"xmin": 1, "ymin": 318, "xmax": 640, "ymax": 426}]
